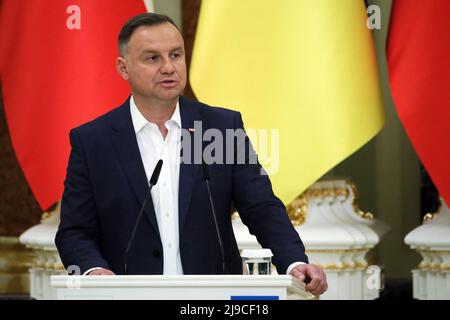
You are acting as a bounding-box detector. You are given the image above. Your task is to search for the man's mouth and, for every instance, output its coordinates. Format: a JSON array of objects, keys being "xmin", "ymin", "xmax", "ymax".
[{"xmin": 158, "ymin": 79, "xmax": 178, "ymax": 88}]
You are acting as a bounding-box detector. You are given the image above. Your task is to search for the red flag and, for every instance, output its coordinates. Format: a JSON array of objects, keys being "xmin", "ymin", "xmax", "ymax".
[
  {"xmin": 387, "ymin": 0, "xmax": 450, "ymax": 203},
  {"xmin": 0, "ymin": 1, "xmax": 146, "ymax": 210}
]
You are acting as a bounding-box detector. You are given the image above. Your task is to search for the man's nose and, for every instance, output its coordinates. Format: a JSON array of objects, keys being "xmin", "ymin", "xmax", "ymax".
[{"xmin": 160, "ymin": 58, "xmax": 175, "ymax": 74}]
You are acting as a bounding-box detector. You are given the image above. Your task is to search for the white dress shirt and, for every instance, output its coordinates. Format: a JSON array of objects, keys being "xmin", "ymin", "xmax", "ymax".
[{"xmin": 130, "ymin": 95, "xmax": 183, "ymax": 275}]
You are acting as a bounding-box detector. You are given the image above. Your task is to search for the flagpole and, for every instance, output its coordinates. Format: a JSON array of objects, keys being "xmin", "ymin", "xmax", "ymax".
[{"xmin": 143, "ymin": 0, "xmax": 154, "ymax": 13}]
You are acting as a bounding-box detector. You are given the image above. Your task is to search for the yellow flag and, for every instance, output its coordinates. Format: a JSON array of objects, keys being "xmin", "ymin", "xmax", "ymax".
[{"xmin": 190, "ymin": 0, "xmax": 385, "ymax": 205}]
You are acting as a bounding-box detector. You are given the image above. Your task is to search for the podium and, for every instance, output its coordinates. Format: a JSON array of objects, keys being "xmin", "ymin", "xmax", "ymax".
[{"xmin": 50, "ymin": 275, "xmax": 313, "ymax": 300}]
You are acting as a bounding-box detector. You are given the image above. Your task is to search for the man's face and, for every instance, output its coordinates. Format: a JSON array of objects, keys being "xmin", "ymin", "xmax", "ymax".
[{"xmin": 117, "ymin": 23, "xmax": 187, "ymax": 104}]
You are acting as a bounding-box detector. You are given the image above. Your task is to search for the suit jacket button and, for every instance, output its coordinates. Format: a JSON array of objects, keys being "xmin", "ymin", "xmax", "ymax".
[{"xmin": 153, "ymin": 249, "xmax": 160, "ymax": 257}]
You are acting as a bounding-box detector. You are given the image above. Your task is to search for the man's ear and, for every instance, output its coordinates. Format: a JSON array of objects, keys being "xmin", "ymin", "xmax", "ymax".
[{"xmin": 116, "ymin": 56, "xmax": 129, "ymax": 80}]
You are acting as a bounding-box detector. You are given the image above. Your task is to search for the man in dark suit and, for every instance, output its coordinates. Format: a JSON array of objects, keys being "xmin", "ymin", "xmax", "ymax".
[{"xmin": 55, "ymin": 13, "xmax": 327, "ymax": 296}]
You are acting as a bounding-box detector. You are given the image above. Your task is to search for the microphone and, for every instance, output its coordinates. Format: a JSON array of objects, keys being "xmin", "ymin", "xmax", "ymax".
[
  {"xmin": 201, "ymin": 160, "xmax": 227, "ymax": 274},
  {"xmin": 124, "ymin": 159, "xmax": 163, "ymax": 275}
]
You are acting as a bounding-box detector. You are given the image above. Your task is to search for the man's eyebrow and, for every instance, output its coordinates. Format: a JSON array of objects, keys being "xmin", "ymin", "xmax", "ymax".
[
  {"xmin": 140, "ymin": 49, "xmax": 159, "ymax": 54},
  {"xmin": 139, "ymin": 47, "xmax": 183, "ymax": 54}
]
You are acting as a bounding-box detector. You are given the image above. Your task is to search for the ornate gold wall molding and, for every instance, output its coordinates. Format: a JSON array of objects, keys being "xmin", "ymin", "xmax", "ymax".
[
  {"xmin": 0, "ymin": 236, "xmax": 35, "ymax": 294},
  {"xmin": 347, "ymin": 181, "xmax": 374, "ymax": 220},
  {"xmin": 30, "ymin": 250, "xmax": 64, "ymax": 271},
  {"xmin": 422, "ymin": 198, "xmax": 443, "ymax": 223},
  {"xmin": 315, "ymin": 261, "xmax": 370, "ymax": 271},
  {"xmin": 286, "ymin": 180, "xmax": 374, "ymax": 225},
  {"xmin": 286, "ymin": 194, "xmax": 308, "ymax": 226},
  {"xmin": 416, "ymin": 249, "xmax": 450, "ymax": 271}
]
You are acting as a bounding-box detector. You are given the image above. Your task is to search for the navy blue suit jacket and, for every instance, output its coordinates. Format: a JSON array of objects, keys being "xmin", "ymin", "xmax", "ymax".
[{"xmin": 55, "ymin": 96, "xmax": 308, "ymax": 275}]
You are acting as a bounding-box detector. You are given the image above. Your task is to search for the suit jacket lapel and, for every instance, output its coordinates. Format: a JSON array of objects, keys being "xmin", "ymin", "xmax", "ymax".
[
  {"xmin": 110, "ymin": 99, "xmax": 161, "ymax": 239},
  {"xmin": 178, "ymin": 96, "xmax": 201, "ymax": 235}
]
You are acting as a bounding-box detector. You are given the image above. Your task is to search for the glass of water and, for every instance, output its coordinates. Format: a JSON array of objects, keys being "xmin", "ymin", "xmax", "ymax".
[{"xmin": 241, "ymin": 249, "xmax": 273, "ymax": 275}]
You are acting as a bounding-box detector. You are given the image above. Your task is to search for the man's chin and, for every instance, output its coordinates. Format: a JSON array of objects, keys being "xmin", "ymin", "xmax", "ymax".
[
  {"xmin": 156, "ymin": 89, "xmax": 183, "ymax": 101},
  {"xmin": 134, "ymin": 89, "xmax": 184, "ymax": 104}
]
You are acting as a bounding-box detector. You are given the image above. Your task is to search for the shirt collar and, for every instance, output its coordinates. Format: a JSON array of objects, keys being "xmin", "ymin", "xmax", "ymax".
[{"xmin": 130, "ymin": 95, "xmax": 181, "ymax": 134}]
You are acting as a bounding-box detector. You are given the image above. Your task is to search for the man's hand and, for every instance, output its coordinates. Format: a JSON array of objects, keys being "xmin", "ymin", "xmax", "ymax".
[
  {"xmin": 87, "ymin": 268, "xmax": 115, "ymax": 275},
  {"xmin": 289, "ymin": 263, "xmax": 327, "ymax": 296}
]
